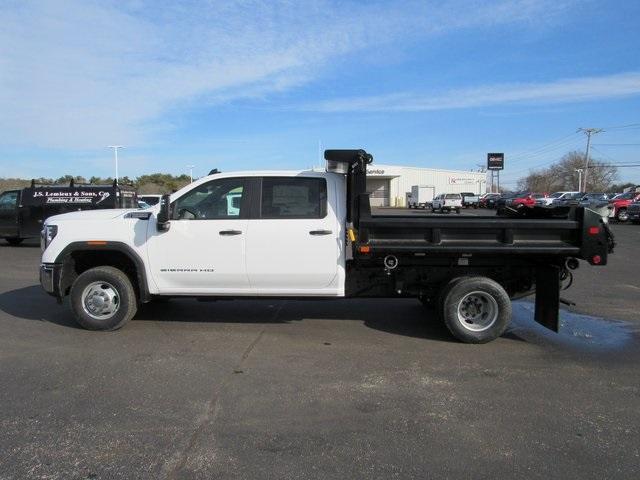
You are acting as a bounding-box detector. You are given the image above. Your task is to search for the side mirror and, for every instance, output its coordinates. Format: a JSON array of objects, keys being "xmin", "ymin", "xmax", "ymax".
[{"xmin": 156, "ymin": 194, "xmax": 172, "ymax": 231}]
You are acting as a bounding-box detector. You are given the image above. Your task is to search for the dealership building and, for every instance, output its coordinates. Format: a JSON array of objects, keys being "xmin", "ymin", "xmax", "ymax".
[{"xmin": 365, "ymin": 164, "xmax": 488, "ymax": 207}]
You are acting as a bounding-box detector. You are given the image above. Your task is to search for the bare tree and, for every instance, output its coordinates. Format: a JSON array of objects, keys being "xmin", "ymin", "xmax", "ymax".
[{"xmin": 517, "ymin": 151, "xmax": 618, "ymax": 192}]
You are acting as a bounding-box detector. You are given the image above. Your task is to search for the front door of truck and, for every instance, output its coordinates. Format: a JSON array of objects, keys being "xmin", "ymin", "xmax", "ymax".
[
  {"xmin": 0, "ymin": 190, "xmax": 19, "ymax": 238},
  {"xmin": 146, "ymin": 177, "xmax": 252, "ymax": 294},
  {"xmin": 245, "ymin": 176, "xmax": 340, "ymax": 295}
]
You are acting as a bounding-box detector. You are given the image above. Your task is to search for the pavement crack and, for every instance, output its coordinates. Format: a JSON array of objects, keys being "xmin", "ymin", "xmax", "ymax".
[{"xmin": 160, "ymin": 303, "xmax": 284, "ymax": 479}]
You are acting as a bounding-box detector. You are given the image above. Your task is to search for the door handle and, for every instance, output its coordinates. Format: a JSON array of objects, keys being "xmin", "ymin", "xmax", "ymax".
[
  {"xmin": 219, "ymin": 230, "xmax": 243, "ymax": 236},
  {"xmin": 309, "ymin": 230, "xmax": 333, "ymax": 236}
]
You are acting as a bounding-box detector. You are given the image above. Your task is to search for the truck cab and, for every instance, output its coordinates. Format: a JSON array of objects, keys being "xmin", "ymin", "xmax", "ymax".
[{"xmin": 42, "ymin": 171, "xmax": 347, "ymax": 298}]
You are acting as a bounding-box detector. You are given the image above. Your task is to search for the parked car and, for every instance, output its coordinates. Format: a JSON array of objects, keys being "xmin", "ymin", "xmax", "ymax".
[
  {"xmin": 460, "ymin": 192, "xmax": 480, "ymax": 208},
  {"xmin": 608, "ymin": 191, "xmax": 640, "ymax": 222},
  {"xmin": 511, "ymin": 193, "xmax": 548, "ymax": 208},
  {"xmin": 581, "ymin": 193, "xmax": 610, "ymax": 203},
  {"xmin": 0, "ymin": 180, "xmax": 137, "ymax": 245},
  {"xmin": 431, "ymin": 193, "xmax": 462, "ymax": 213},
  {"xmin": 551, "ymin": 192, "xmax": 584, "ymax": 207},
  {"xmin": 627, "ymin": 201, "xmax": 640, "ymax": 224},
  {"xmin": 479, "ymin": 193, "xmax": 501, "ymax": 209},
  {"xmin": 495, "ymin": 191, "xmax": 527, "ymax": 213},
  {"xmin": 535, "ymin": 191, "xmax": 581, "ymax": 207}
]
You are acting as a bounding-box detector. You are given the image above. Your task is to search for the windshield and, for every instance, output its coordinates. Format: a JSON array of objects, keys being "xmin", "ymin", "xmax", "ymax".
[{"xmin": 549, "ymin": 192, "xmax": 563, "ymax": 198}]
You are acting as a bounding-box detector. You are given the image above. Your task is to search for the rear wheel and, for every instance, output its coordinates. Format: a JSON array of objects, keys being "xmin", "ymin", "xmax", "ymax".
[
  {"xmin": 6, "ymin": 237, "xmax": 23, "ymax": 246},
  {"xmin": 441, "ymin": 277, "xmax": 511, "ymax": 343},
  {"xmin": 70, "ymin": 266, "xmax": 137, "ymax": 331}
]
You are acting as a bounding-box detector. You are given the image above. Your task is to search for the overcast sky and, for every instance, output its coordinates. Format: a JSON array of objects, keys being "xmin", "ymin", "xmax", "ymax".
[{"xmin": 1, "ymin": 0, "xmax": 639, "ymax": 187}]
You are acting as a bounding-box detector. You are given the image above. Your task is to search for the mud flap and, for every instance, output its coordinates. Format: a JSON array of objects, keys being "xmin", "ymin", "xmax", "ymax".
[{"xmin": 535, "ymin": 265, "xmax": 560, "ymax": 332}]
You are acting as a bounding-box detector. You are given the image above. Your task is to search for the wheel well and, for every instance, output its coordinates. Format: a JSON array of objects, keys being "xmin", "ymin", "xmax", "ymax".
[{"xmin": 61, "ymin": 250, "xmax": 141, "ymax": 299}]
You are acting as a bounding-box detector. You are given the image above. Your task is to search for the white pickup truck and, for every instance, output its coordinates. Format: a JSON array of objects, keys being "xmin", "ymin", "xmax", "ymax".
[
  {"xmin": 40, "ymin": 150, "xmax": 614, "ymax": 343},
  {"xmin": 431, "ymin": 193, "xmax": 462, "ymax": 213}
]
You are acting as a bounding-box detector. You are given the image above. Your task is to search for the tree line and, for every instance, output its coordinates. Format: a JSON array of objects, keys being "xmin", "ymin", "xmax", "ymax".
[
  {"xmin": 515, "ymin": 151, "xmax": 634, "ymax": 193},
  {"xmin": 0, "ymin": 173, "xmax": 192, "ymax": 194}
]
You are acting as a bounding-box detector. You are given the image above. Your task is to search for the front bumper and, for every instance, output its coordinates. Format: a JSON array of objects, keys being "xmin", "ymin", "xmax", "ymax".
[{"xmin": 40, "ymin": 263, "xmax": 62, "ymax": 298}]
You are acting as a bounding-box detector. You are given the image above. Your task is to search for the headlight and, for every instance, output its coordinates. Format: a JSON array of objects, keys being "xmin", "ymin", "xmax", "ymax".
[{"xmin": 41, "ymin": 225, "xmax": 58, "ymax": 250}]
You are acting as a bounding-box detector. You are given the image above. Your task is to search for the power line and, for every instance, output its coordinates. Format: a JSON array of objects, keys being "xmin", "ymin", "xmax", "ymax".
[
  {"xmin": 600, "ymin": 123, "xmax": 640, "ymax": 130},
  {"xmin": 506, "ymin": 132, "xmax": 582, "ymax": 163},
  {"xmin": 593, "ymin": 143, "xmax": 640, "ymax": 146}
]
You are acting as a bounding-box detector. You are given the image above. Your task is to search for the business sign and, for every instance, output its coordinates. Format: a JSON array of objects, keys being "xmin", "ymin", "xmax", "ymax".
[
  {"xmin": 366, "ymin": 168, "xmax": 386, "ymax": 175},
  {"xmin": 487, "ymin": 153, "xmax": 504, "ymax": 171},
  {"xmin": 32, "ymin": 190, "xmax": 111, "ymax": 205},
  {"xmin": 448, "ymin": 177, "xmax": 476, "ymax": 185}
]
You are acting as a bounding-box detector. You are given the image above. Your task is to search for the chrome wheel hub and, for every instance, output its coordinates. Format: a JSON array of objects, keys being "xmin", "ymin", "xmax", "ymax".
[
  {"xmin": 457, "ymin": 291, "xmax": 498, "ymax": 332},
  {"xmin": 82, "ymin": 282, "xmax": 120, "ymax": 320}
]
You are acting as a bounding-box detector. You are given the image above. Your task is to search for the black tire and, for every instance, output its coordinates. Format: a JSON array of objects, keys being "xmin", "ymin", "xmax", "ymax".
[
  {"xmin": 6, "ymin": 237, "xmax": 23, "ymax": 246},
  {"xmin": 616, "ymin": 208, "xmax": 629, "ymax": 223},
  {"xmin": 455, "ymin": 208, "xmax": 461, "ymax": 214},
  {"xmin": 70, "ymin": 266, "xmax": 137, "ymax": 331},
  {"xmin": 441, "ymin": 276, "xmax": 511, "ymax": 343}
]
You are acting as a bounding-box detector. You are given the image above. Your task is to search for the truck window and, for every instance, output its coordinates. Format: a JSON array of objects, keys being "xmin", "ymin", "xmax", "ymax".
[
  {"xmin": 173, "ymin": 178, "xmax": 246, "ymax": 220},
  {"xmin": 261, "ymin": 177, "xmax": 327, "ymax": 219},
  {"xmin": 0, "ymin": 191, "xmax": 18, "ymax": 210}
]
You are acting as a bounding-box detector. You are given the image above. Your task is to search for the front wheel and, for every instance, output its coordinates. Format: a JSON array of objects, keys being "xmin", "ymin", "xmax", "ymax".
[
  {"xmin": 441, "ymin": 277, "xmax": 511, "ymax": 343},
  {"xmin": 616, "ymin": 208, "xmax": 629, "ymax": 222},
  {"xmin": 70, "ymin": 266, "xmax": 137, "ymax": 330}
]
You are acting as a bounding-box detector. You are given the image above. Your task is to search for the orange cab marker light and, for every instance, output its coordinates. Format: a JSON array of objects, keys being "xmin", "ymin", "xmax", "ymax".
[
  {"xmin": 359, "ymin": 245, "xmax": 371, "ymax": 254},
  {"xmin": 588, "ymin": 226, "xmax": 600, "ymax": 235},
  {"xmin": 87, "ymin": 241, "xmax": 108, "ymax": 246}
]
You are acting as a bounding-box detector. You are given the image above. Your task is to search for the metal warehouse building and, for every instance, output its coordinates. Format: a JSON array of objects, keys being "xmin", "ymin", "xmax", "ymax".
[{"xmin": 365, "ymin": 164, "xmax": 487, "ymax": 207}]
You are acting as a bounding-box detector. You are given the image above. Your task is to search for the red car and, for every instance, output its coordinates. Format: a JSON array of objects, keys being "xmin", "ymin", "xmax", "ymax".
[
  {"xmin": 609, "ymin": 192, "xmax": 640, "ymax": 222},
  {"xmin": 511, "ymin": 193, "xmax": 547, "ymax": 208}
]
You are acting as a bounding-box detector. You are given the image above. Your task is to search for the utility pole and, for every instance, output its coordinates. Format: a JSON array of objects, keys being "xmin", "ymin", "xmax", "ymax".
[
  {"xmin": 575, "ymin": 169, "xmax": 583, "ymax": 191},
  {"xmin": 578, "ymin": 128, "xmax": 603, "ymax": 191},
  {"xmin": 186, "ymin": 165, "xmax": 195, "ymax": 183},
  {"xmin": 107, "ymin": 145, "xmax": 124, "ymax": 182}
]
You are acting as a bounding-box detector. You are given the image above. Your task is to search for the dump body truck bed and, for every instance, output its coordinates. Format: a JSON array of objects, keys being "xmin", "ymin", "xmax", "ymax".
[{"xmin": 359, "ymin": 215, "xmax": 580, "ymax": 255}]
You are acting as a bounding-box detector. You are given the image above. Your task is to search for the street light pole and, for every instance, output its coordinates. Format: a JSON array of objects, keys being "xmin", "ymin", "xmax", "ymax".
[
  {"xmin": 107, "ymin": 145, "xmax": 124, "ymax": 182},
  {"xmin": 575, "ymin": 169, "xmax": 583, "ymax": 191},
  {"xmin": 186, "ymin": 165, "xmax": 195, "ymax": 183}
]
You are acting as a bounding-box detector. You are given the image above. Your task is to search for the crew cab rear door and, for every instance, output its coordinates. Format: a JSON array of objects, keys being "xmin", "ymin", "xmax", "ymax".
[{"xmin": 245, "ymin": 176, "xmax": 342, "ymax": 295}]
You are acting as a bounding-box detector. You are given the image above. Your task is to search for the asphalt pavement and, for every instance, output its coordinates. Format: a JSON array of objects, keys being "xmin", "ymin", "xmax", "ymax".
[{"xmin": 0, "ymin": 218, "xmax": 638, "ymax": 479}]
